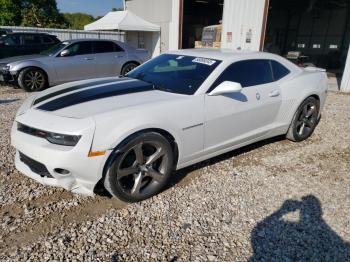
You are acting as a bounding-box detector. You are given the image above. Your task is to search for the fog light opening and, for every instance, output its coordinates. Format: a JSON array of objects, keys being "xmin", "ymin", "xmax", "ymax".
[{"xmin": 54, "ymin": 168, "xmax": 70, "ymax": 175}]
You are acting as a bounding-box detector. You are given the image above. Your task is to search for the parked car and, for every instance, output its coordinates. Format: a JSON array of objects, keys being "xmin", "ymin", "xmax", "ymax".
[
  {"xmin": 0, "ymin": 28, "xmax": 12, "ymax": 37},
  {"xmin": 0, "ymin": 39, "xmax": 150, "ymax": 91},
  {"xmin": 11, "ymin": 49, "xmax": 328, "ymax": 202},
  {"xmin": 0, "ymin": 32, "xmax": 60, "ymax": 59}
]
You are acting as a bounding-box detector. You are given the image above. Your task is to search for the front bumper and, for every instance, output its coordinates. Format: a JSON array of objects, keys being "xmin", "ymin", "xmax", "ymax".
[
  {"xmin": 11, "ymin": 110, "xmax": 109, "ymax": 196},
  {"xmin": 0, "ymin": 70, "xmax": 16, "ymax": 84}
]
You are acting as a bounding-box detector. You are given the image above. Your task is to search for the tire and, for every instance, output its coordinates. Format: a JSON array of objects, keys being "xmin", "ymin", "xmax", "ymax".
[
  {"xmin": 286, "ymin": 96, "xmax": 320, "ymax": 142},
  {"xmin": 104, "ymin": 132, "xmax": 174, "ymax": 203},
  {"xmin": 121, "ymin": 62, "xmax": 139, "ymax": 76},
  {"xmin": 18, "ymin": 67, "xmax": 48, "ymax": 92}
]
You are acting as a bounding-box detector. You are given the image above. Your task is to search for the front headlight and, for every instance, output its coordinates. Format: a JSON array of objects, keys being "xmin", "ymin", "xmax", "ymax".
[
  {"xmin": 46, "ymin": 132, "xmax": 81, "ymax": 146},
  {"xmin": 17, "ymin": 122, "xmax": 81, "ymax": 146},
  {"xmin": 1, "ymin": 65, "xmax": 10, "ymax": 72}
]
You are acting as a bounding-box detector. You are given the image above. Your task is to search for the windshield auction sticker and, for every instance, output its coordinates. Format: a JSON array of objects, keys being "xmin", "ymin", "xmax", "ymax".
[{"xmin": 192, "ymin": 57, "xmax": 216, "ymax": 66}]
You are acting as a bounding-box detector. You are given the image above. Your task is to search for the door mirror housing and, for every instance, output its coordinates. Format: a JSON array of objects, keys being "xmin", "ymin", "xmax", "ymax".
[
  {"xmin": 208, "ymin": 81, "xmax": 243, "ymax": 96},
  {"xmin": 60, "ymin": 49, "xmax": 71, "ymax": 57}
]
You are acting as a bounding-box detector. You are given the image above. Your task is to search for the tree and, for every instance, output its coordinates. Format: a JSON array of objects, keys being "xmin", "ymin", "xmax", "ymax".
[
  {"xmin": 112, "ymin": 7, "xmax": 124, "ymax": 12},
  {"xmin": 64, "ymin": 13, "xmax": 95, "ymax": 30},
  {"xmin": 0, "ymin": 0, "xmax": 22, "ymax": 26},
  {"xmin": 20, "ymin": 0, "xmax": 67, "ymax": 28}
]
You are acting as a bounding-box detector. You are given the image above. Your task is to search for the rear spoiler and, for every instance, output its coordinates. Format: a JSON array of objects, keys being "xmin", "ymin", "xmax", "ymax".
[{"xmin": 304, "ymin": 66, "xmax": 326, "ymax": 72}]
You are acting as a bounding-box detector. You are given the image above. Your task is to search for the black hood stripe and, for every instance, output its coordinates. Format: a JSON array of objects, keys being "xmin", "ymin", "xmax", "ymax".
[
  {"xmin": 37, "ymin": 80, "xmax": 154, "ymax": 111},
  {"xmin": 33, "ymin": 78, "xmax": 127, "ymax": 106}
]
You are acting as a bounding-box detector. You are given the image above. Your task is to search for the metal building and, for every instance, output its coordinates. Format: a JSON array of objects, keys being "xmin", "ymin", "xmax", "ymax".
[{"xmin": 126, "ymin": 0, "xmax": 350, "ymax": 92}]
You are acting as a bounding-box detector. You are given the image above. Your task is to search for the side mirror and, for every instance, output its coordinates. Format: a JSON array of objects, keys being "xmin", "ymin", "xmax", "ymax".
[
  {"xmin": 60, "ymin": 49, "xmax": 71, "ymax": 57},
  {"xmin": 208, "ymin": 81, "xmax": 243, "ymax": 96}
]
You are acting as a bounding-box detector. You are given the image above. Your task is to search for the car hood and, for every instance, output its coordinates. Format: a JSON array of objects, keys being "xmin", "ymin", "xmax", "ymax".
[
  {"xmin": 30, "ymin": 77, "xmax": 185, "ymax": 119},
  {"xmin": 0, "ymin": 54, "xmax": 48, "ymax": 64}
]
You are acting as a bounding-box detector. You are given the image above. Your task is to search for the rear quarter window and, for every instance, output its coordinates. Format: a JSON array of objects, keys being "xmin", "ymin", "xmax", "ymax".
[
  {"xmin": 113, "ymin": 43, "xmax": 124, "ymax": 52},
  {"xmin": 42, "ymin": 36, "xmax": 54, "ymax": 44},
  {"xmin": 271, "ymin": 60, "xmax": 290, "ymax": 81},
  {"xmin": 23, "ymin": 35, "xmax": 41, "ymax": 45},
  {"xmin": 93, "ymin": 41, "xmax": 114, "ymax": 53}
]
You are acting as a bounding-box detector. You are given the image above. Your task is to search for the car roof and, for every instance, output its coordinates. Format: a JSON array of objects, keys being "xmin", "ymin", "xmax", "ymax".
[
  {"xmin": 7, "ymin": 32, "xmax": 56, "ymax": 36},
  {"xmin": 168, "ymin": 48, "xmax": 259, "ymax": 61},
  {"xmin": 64, "ymin": 39, "xmax": 118, "ymax": 43}
]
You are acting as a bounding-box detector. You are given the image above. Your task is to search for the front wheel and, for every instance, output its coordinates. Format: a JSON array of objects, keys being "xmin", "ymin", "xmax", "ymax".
[
  {"xmin": 286, "ymin": 97, "xmax": 320, "ymax": 142},
  {"xmin": 18, "ymin": 67, "xmax": 48, "ymax": 92},
  {"xmin": 121, "ymin": 62, "xmax": 139, "ymax": 76},
  {"xmin": 104, "ymin": 132, "xmax": 174, "ymax": 202}
]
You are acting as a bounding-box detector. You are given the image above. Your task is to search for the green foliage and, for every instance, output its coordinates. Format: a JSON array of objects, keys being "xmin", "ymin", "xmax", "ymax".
[
  {"xmin": 0, "ymin": 0, "xmax": 123, "ymax": 29},
  {"xmin": 0, "ymin": 0, "xmax": 67, "ymax": 28},
  {"xmin": 20, "ymin": 0, "xmax": 67, "ymax": 28},
  {"xmin": 0, "ymin": 0, "xmax": 22, "ymax": 26},
  {"xmin": 63, "ymin": 13, "xmax": 95, "ymax": 30}
]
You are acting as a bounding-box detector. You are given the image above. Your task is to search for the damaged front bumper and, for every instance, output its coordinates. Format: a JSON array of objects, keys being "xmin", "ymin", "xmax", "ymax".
[{"xmin": 0, "ymin": 68, "xmax": 17, "ymax": 85}]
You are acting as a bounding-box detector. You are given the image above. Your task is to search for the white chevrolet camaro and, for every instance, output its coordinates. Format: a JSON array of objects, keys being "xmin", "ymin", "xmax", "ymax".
[{"xmin": 11, "ymin": 49, "xmax": 328, "ymax": 202}]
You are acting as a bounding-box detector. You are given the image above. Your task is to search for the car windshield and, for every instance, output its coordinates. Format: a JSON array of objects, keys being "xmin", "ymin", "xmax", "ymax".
[
  {"xmin": 0, "ymin": 35, "xmax": 20, "ymax": 45},
  {"xmin": 127, "ymin": 54, "xmax": 221, "ymax": 95},
  {"xmin": 40, "ymin": 41, "xmax": 69, "ymax": 56}
]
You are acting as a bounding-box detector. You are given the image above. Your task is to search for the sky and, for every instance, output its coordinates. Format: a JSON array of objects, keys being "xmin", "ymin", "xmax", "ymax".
[{"xmin": 57, "ymin": 0, "xmax": 125, "ymax": 17}]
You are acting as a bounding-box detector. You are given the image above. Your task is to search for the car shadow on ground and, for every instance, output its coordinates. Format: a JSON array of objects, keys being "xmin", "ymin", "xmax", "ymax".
[
  {"xmin": 249, "ymin": 195, "xmax": 350, "ymax": 261},
  {"xmin": 167, "ymin": 135, "xmax": 286, "ymax": 188},
  {"xmin": 0, "ymin": 99, "xmax": 20, "ymax": 105},
  {"xmin": 94, "ymin": 135, "xmax": 286, "ymax": 198}
]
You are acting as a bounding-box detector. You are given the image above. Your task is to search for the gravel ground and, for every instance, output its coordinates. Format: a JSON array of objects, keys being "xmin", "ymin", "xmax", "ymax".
[{"xmin": 0, "ymin": 86, "xmax": 350, "ymax": 261}]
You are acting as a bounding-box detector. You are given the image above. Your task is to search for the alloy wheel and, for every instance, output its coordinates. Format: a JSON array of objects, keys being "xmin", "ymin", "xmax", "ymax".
[
  {"xmin": 122, "ymin": 64, "xmax": 137, "ymax": 75},
  {"xmin": 116, "ymin": 141, "xmax": 169, "ymax": 197},
  {"xmin": 23, "ymin": 70, "xmax": 45, "ymax": 91},
  {"xmin": 295, "ymin": 102, "xmax": 318, "ymax": 138}
]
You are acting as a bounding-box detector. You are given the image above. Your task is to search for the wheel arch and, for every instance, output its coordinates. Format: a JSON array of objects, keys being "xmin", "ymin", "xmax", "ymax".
[
  {"xmin": 122, "ymin": 60, "xmax": 140, "ymax": 69},
  {"xmin": 286, "ymin": 94, "xmax": 321, "ymax": 142},
  {"xmin": 94, "ymin": 128, "xmax": 179, "ymax": 195},
  {"xmin": 309, "ymin": 94, "xmax": 320, "ymax": 102},
  {"xmin": 291, "ymin": 94, "xmax": 321, "ymax": 123},
  {"xmin": 18, "ymin": 66, "xmax": 49, "ymax": 83}
]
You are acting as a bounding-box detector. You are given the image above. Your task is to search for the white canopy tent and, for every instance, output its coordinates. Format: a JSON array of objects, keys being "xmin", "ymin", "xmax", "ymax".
[
  {"xmin": 84, "ymin": 11, "xmax": 160, "ymax": 32},
  {"xmin": 84, "ymin": 11, "xmax": 161, "ymax": 57}
]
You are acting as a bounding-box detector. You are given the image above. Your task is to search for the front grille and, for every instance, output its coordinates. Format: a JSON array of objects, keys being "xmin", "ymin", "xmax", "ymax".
[
  {"xmin": 19, "ymin": 152, "xmax": 53, "ymax": 178},
  {"xmin": 0, "ymin": 64, "xmax": 7, "ymax": 72}
]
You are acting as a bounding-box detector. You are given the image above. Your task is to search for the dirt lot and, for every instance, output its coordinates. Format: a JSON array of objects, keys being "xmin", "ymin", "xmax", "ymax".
[{"xmin": 0, "ymin": 86, "xmax": 350, "ymax": 261}]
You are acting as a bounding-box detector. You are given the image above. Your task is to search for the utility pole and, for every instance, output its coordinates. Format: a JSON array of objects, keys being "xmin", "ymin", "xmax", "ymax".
[{"xmin": 123, "ymin": 0, "xmax": 126, "ymax": 10}]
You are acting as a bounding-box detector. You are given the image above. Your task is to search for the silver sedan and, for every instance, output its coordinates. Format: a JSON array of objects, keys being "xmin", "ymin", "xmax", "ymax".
[{"xmin": 0, "ymin": 39, "xmax": 150, "ymax": 91}]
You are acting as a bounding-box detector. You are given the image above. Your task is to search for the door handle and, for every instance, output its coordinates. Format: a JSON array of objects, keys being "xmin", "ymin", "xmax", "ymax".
[
  {"xmin": 269, "ymin": 90, "xmax": 280, "ymax": 97},
  {"xmin": 84, "ymin": 57, "xmax": 94, "ymax": 61},
  {"xmin": 115, "ymin": 55, "xmax": 124, "ymax": 58}
]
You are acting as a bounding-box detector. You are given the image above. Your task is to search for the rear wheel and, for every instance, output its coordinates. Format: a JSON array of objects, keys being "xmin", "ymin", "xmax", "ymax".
[
  {"xmin": 286, "ymin": 97, "xmax": 320, "ymax": 142},
  {"xmin": 18, "ymin": 67, "xmax": 48, "ymax": 92},
  {"xmin": 104, "ymin": 132, "xmax": 174, "ymax": 202},
  {"xmin": 121, "ymin": 62, "xmax": 139, "ymax": 76}
]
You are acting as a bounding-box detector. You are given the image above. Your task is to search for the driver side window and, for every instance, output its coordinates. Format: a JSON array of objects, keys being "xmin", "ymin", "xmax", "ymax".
[
  {"xmin": 209, "ymin": 59, "xmax": 274, "ymax": 92},
  {"xmin": 64, "ymin": 42, "xmax": 92, "ymax": 56}
]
